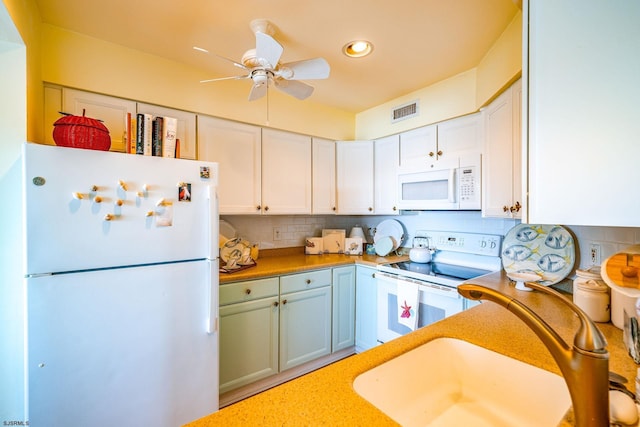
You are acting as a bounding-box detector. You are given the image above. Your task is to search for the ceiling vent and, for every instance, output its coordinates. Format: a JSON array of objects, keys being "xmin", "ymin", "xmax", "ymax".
[{"xmin": 391, "ymin": 100, "xmax": 419, "ymax": 123}]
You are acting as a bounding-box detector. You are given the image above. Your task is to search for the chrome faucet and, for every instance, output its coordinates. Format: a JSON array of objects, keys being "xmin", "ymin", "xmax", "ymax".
[{"xmin": 458, "ymin": 281, "xmax": 609, "ymax": 427}]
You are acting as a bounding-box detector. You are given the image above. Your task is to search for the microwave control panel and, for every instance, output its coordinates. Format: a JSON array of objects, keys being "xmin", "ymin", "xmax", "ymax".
[{"xmin": 458, "ymin": 165, "xmax": 480, "ymax": 209}]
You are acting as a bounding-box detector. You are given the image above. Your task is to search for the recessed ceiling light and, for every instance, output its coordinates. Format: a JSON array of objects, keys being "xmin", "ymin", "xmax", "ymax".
[{"xmin": 342, "ymin": 40, "xmax": 373, "ymax": 58}]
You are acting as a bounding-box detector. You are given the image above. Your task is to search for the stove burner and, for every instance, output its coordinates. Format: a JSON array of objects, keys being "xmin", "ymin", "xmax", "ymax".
[{"xmin": 388, "ymin": 261, "xmax": 494, "ymax": 282}]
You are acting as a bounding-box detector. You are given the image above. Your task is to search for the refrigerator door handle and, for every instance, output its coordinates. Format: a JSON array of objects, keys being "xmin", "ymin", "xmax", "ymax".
[
  {"xmin": 207, "ymin": 259, "xmax": 219, "ymax": 335},
  {"xmin": 206, "ymin": 185, "xmax": 219, "ymax": 261}
]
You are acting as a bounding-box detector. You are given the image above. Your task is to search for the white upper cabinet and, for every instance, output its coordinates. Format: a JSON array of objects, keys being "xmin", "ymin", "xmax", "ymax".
[
  {"xmin": 62, "ymin": 88, "xmax": 136, "ymax": 153},
  {"xmin": 336, "ymin": 141, "xmax": 374, "ymax": 215},
  {"xmin": 261, "ymin": 128, "xmax": 312, "ymax": 215},
  {"xmin": 374, "ymin": 134, "xmax": 400, "ymax": 215},
  {"xmin": 398, "ymin": 124, "xmax": 438, "ymax": 173},
  {"xmin": 137, "ymin": 103, "xmax": 197, "ymax": 160},
  {"xmin": 398, "ymin": 113, "xmax": 483, "ymax": 174},
  {"xmin": 437, "ymin": 112, "xmax": 484, "ymax": 158},
  {"xmin": 483, "ymin": 79, "xmax": 522, "ymax": 218},
  {"xmin": 312, "ymin": 138, "xmax": 336, "ymax": 214},
  {"xmin": 525, "ymin": 1, "xmax": 640, "ymax": 226},
  {"xmin": 197, "ymin": 115, "xmax": 262, "ymax": 214}
]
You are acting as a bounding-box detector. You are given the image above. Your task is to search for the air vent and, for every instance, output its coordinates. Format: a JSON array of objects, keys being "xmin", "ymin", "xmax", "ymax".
[{"xmin": 391, "ymin": 100, "xmax": 419, "ymax": 123}]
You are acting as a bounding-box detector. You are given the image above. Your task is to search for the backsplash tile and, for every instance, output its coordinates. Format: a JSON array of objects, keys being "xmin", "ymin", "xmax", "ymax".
[{"xmin": 221, "ymin": 213, "xmax": 640, "ymax": 273}]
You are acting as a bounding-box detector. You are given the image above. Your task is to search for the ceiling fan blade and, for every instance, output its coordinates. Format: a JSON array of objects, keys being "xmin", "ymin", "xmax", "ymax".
[
  {"xmin": 279, "ymin": 58, "xmax": 330, "ymax": 80},
  {"xmin": 200, "ymin": 74, "xmax": 250, "ymax": 83},
  {"xmin": 255, "ymin": 32, "xmax": 283, "ymax": 68},
  {"xmin": 193, "ymin": 46, "xmax": 248, "ymax": 71},
  {"xmin": 248, "ymin": 82, "xmax": 268, "ymax": 101},
  {"xmin": 273, "ymin": 79, "xmax": 314, "ymax": 100}
]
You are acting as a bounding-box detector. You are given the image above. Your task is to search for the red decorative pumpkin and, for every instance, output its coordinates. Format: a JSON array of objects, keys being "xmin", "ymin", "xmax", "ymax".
[{"xmin": 53, "ymin": 109, "xmax": 111, "ymax": 151}]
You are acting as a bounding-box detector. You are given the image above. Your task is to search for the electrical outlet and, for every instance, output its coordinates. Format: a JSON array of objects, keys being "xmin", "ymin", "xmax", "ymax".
[
  {"xmin": 273, "ymin": 227, "xmax": 282, "ymax": 241},
  {"xmin": 590, "ymin": 243, "xmax": 601, "ymax": 266}
]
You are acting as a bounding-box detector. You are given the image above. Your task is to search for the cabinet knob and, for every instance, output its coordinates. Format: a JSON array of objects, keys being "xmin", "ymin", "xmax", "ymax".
[
  {"xmin": 273, "ymin": 301, "xmax": 279, "ymax": 307},
  {"xmin": 437, "ymin": 150, "xmax": 443, "ymax": 156},
  {"xmin": 264, "ymin": 206, "xmax": 269, "ymax": 212},
  {"xmin": 503, "ymin": 205, "xmax": 510, "ymax": 212},
  {"xmin": 245, "ymin": 288, "xmax": 252, "ymax": 295},
  {"xmin": 368, "ymin": 207, "xmax": 373, "ymax": 212},
  {"xmin": 372, "ymin": 273, "xmax": 376, "ymax": 278},
  {"xmin": 392, "ymin": 206, "xmax": 397, "ymax": 211},
  {"xmin": 511, "ymin": 201, "xmax": 522, "ymax": 212},
  {"xmin": 332, "ymin": 206, "xmax": 336, "ymax": 211},
  {"xmin": 305, "ymin": 279, "xmax": 311, "ymax": 284},
  {"xmin": 281, "ymin": 299, "xmax": 287, "ymax": 305},
  {"xmin": 428, "ymin": 152, "xmax": 435, "ymax": 157},
  {"xmin": 256, "ymin": 205, "xmax": 261, "ymax": 211}
]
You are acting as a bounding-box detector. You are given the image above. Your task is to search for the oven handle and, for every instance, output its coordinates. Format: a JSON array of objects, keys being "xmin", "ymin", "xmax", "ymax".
[{"xmin": 374, "ymin": 272, "xmax": 461, "ymax": 298}]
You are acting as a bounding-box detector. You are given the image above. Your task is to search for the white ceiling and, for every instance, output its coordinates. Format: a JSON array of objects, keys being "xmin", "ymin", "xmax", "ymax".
[{"xmin": 34, "ymin": 0, "xmax": 520, "ymax": 113}]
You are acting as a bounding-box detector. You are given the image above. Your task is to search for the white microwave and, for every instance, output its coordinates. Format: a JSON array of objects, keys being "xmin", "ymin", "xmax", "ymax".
[{"xmin": 397, "ymin": 155, "xmax": 481, "ymax": 210}]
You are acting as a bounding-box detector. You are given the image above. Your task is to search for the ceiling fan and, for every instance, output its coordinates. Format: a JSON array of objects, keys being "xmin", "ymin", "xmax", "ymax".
[{"xmin": 197, "ymin": 19, "xmax": 330, "ymax": 101}]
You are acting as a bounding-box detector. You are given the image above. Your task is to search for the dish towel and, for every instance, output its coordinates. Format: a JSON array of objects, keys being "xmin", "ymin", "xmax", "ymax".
[{"xmin": 397, "ymin": 280, "xmax": 420, "ymax": 330}]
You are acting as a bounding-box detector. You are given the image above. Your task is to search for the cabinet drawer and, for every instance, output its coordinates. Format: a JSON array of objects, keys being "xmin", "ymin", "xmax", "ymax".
[
  {"xmin": 220, "ymin": 277, "xmax": 279, "ymax": 306},
  {"xmin": 280, "ymin": 269, "xmax": 332, "ymax": 294}
]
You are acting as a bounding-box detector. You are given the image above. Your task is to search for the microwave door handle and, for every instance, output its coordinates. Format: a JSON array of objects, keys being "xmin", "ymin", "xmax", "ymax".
[{"xmin": 448, "ymin": 168, "xmax": 456, "ymax": 203}]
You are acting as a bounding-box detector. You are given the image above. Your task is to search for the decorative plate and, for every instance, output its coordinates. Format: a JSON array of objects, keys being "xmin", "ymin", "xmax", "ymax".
[
  {"xmin": 374, "ymin": 219, "xmax": 404, "ymax": 251},
  {"xmin": 501, "ymin": 224, "xmax": 575, "ymax": 286}
]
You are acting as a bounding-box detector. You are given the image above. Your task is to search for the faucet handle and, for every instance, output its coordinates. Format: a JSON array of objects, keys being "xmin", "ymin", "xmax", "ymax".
[{"xmin": 524, "ymin": 281, "xmax": 608, "ymax": 353}]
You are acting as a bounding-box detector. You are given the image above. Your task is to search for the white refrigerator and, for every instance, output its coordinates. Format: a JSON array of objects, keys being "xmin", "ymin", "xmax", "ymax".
[{"xmin": 23, "ymin": 143, "xmax": 219, "ymax": 426}]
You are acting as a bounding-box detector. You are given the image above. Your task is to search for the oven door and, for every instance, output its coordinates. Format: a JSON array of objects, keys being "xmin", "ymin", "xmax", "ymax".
[{"xmin": 375, "ymin": 272, "xmax": 464, "ymax": 344}]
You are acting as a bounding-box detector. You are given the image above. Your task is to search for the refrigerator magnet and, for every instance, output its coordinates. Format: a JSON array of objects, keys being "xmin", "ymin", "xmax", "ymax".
[
  {"xmin": 178, "ymin": 183, "xmax": 191, "ymax": 202},
  {"xmin": 200, "ymin": 166, "xmax": 210, "ymax": 179},
  {"xmin": 156, "ymin": 202, "xmax": 173, "ymax": 227}
]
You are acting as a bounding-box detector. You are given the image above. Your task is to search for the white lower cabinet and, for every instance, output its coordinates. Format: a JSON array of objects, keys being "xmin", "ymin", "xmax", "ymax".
[
  {"xmin": 332, "ymin": 266, "xmax": 356, "ymax": 352},
  {"xmin": 355, "ymin": 266, "xmax": 378, "ymax": 353}
]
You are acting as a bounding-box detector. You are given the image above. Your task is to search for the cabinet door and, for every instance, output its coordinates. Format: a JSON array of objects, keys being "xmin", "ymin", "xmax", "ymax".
[
  {"xmin": 137, "ymin": 103, "xmax": 197, "ymax": 160},
  {"xmin": 336, "ymin": 141, "xmax": 374, "ymax": 214},
  {"xmin": 62, "ymin": 88, "xmax": 136, "ymax": 153},
  {"xmin": 483, "ymin": 84, "xmax": 516, "ymax": 218},
  {"xmin": 332, "ymin": 266, "xmax": 355, "ymax": 352},
  {"xmin": 262, "ymin": 129, "xmax": 312, "ymax": 214},
  {"xmin": 279, "ymin": 286, "xmax": 331, "ymax": 371},
  {"xmin": 197, "ymin": 115, "xmax": 262, "ymax": 214},
  {"xmin": 374, "ymin": 135, "xmax": 400, "ymax": 215},
  {"xmin": 526, "ymin": 1, "xmax": 640, "ymax": 226},
  {"xmin": 312, "ymin": 138, "xmax": 336, "ymax": 214},
  {"xmin": 355, "ymin": 266, "xmax": 378, "ymax": 353},
  {"xmin": 437, "ymin": 112, "xmax": 484, "ymax": 159},
  {"xmin": 219, "ymin": 296, "xmax": 279, "ymax": 394},
  {"xmin": 398, "ymin": 125, "xmax": 437, "ymax": 172}
]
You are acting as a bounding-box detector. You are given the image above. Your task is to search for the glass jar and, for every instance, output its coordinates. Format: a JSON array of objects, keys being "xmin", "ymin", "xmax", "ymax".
[{"xmin": 573, "ymin": 266, "xmax": 610, "ymax": 322}]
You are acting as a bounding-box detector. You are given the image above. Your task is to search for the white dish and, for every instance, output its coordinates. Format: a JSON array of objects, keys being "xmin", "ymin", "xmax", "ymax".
[
  {"xmin": 375, "ymin": 236, "xmax": 395, "ymax": 257},
  {"xmin": 374, "ymin": 220, "xmax": 404, "ymax": 251},
  {"xmin": 219, "ymin": 220, "xmax": 237, "ymax": 239},
  {"xmin": 220, "ymin": 237, "xmax": 252, "ymax": 266}
]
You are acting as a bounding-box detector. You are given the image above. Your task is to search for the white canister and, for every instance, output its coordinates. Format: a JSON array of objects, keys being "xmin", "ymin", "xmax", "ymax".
[{"xmin": 573, "ymin": 267, "xmax": 611, "ymax": 323}]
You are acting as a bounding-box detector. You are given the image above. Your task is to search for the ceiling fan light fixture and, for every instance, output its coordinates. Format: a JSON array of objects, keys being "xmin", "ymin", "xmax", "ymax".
[{"xmin": 342, "ymin": 40, "xmax": 373, "ymax": 58}]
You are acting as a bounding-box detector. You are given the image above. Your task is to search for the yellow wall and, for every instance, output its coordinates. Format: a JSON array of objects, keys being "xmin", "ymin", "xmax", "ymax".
[
  {"xmin": 3, "ymin": 0, "xmax": 42, "ymax": 144},
  {"xmin": 476, "ymin": 12, "xmax": 523, "ymax": 106},
  {"xmin": 355, "ymin": 69, "xmax": 478, "ymax": 140},
  {"xmin": 40, "ymin": 24, "xmax": 355, "ymax": 141},
  {"xmin": 355, "ymin": 11, "xmax": 522, "ymax": 140}
]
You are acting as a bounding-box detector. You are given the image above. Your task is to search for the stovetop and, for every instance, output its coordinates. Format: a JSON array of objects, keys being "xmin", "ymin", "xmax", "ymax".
[{"xmin": 376, "ymin": 231, "xmax": 503, "ymax": 287}]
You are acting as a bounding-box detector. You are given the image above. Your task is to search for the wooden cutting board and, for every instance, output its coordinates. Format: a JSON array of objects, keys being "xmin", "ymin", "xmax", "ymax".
[{"xmin": 604, "ymin": 252, "xmax": 640, "ymax": 288}]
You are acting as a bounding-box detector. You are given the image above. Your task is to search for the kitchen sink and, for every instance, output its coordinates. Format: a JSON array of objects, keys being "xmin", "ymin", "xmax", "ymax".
[{"xmin": 353, "ymin": 337, "xmax": 571, "ymax": 427}]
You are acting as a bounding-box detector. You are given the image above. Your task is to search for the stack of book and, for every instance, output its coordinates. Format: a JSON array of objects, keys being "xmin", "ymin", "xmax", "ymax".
[{"xmin": 127, "ymin": 113, "xmax": 179, "ymax": 157}]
